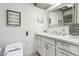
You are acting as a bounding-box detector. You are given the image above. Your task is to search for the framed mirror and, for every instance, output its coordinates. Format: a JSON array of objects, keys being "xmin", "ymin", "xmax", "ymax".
[{"xmin": 48, "ymin": 3, "xmax": 75, "ymax": 27}]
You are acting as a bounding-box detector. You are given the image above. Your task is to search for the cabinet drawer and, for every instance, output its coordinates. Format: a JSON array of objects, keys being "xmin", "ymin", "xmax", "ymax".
[
  {"xmin": 42, "ymin": 37, "xmax": 55, "ymax": 46},
  {"xmin": 57, "ymin": 41, "xmax": 79, "ymax": 55},
  {"xmin": 56, "ymin": 48, "xmax": 75, "ymax": 56}
]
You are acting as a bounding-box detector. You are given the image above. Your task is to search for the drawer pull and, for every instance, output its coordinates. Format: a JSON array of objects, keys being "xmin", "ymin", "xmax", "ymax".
[{"xmin": 61, "ymin": 43, "xmax": 70, "ymax": 47}]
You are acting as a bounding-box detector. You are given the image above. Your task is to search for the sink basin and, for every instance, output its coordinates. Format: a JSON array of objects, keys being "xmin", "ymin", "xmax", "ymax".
[{"xmin": 42, "ymin": 32, "xmax": 70, "ymax": 40}]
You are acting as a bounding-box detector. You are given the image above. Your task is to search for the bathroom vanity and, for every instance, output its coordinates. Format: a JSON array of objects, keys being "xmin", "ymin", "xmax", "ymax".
[
  {"xmin": 35, "ymin": 3, "xmax": 79, "ymax": 56},
  {"xmin": 35, "ymin": 32, "xmax": 79, "ymax": 56}
]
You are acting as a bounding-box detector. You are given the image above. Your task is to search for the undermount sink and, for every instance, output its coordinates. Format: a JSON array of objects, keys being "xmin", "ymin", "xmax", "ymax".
[{"xmin": 43, "ymin": 32, "xmax": 70, "ymax": 40}]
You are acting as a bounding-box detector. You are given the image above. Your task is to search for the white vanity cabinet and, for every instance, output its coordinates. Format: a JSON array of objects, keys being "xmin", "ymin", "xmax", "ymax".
[
  {"xmin": 36, "ymin": 35, "xmax": 55, "ymax": 56},
  {"xmin": 36, "ymin": 34, "xmax": 79, "ymax": 56},
  {"xmin": 41, "ymin": 40, "xmax": 55, "ymax": 56},
  {"xmin": 42, "ymin": 37, "xmax": 55, "ymax": 56},
  {"xmin": 56, "ymin": 41, "xmax": 79, "ymax": 56}
]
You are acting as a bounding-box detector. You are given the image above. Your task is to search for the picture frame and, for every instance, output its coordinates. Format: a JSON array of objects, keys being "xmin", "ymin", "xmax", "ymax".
[{"xmin": 7, "ymin": 10, "xmax": 21, "ymax": 26}]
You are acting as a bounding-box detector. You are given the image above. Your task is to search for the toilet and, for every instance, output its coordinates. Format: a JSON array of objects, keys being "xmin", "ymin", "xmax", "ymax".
[{"xmin": 4, "ymin": 42, "xmax": 23, "ymax": 56}]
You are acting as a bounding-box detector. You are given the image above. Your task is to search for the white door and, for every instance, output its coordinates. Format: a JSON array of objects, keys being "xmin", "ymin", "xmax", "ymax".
[{"xmin": 46, "ymin": 43, "xmax": 55, "ymax": 56}]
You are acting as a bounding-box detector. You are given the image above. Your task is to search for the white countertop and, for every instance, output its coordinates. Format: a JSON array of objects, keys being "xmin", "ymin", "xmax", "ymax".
[{"xmin": 36, "ymin": 32, "xmax": 79, "ymax": 46}]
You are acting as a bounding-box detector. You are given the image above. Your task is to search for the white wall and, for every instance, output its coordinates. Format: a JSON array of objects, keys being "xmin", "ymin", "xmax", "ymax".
[
  {"xmin": 0, "ymin": 3, "xmax": 48, "ymax": 56},
  {"xmin": 49, "ymin": 10, "xmax": 63, "ymax": 25}
]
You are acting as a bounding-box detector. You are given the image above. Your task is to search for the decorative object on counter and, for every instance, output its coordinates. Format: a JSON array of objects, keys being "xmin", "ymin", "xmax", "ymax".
[
  {"xmin": 7, "ymin": 10, "xmax": 21, "ymax": 26},
  {"xmin": 37, "ymin": 16, "xmax": 44, "ymax": 23},
  {"xmin": 43, "ymin": 30, "xmax": 47, "ymax": 32}
]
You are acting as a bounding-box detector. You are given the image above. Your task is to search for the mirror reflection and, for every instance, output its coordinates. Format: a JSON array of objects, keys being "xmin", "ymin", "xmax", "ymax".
[{"xmin": 47, "ymin": 3, "xmax": 75, "ymax": 27}]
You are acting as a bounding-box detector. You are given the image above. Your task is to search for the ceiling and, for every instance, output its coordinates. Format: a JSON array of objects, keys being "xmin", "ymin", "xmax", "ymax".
[
  {"xmin": 33, "ymin": 3, "xmax": 73, "ymax": 11},
  {"xmin": 33, "ymin": 3, "xmax": 52, "ymax": 10}
]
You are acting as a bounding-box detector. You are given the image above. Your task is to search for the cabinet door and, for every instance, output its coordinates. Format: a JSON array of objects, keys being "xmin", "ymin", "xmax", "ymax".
[
  {"xmin": 56, "ymin": 48, "xmax": 75, "ymax": 56},
  {"xmin": 47, "ymin": 44, "xmax": 55, "ymax": 56},
  {"xmin": 36, "ymin": 36, "xmax": 42, "ymax": 55},
  {"xmin": 57, "ymin": 41, "xmax": 79, "ymax": 55},
  {"xmin": 41, "ymin": 41, "xmax": 47, "ymax": 56}
]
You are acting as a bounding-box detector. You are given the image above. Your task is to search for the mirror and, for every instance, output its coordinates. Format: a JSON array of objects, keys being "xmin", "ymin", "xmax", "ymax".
[{"xmin": 48, "ymin": 3, "xmax": 75, "ymax": 27}]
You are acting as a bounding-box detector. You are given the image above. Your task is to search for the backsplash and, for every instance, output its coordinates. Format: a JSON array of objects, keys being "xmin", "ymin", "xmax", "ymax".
[{"xmin": 48, "ymin": 25, "xmax": 69, "ymax": 36}]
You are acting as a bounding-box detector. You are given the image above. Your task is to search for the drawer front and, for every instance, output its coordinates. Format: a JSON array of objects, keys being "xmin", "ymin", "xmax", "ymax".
[
  {"xmin": 56, "ymin": 48, "xmax": 75, "ymax": 56},
  {"xmin": 42, "ymin": 37, "xmax": 55, "ymax": 46},
  {"xmin": 57, "ymin": 41, "xmax": 79, "ymax": 55}
]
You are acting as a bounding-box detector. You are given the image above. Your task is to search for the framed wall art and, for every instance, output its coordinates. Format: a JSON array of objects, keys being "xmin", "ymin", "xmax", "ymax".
[{"xmin": 7, "ymin": 10, "xmax": 21, "ymax": 26}]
